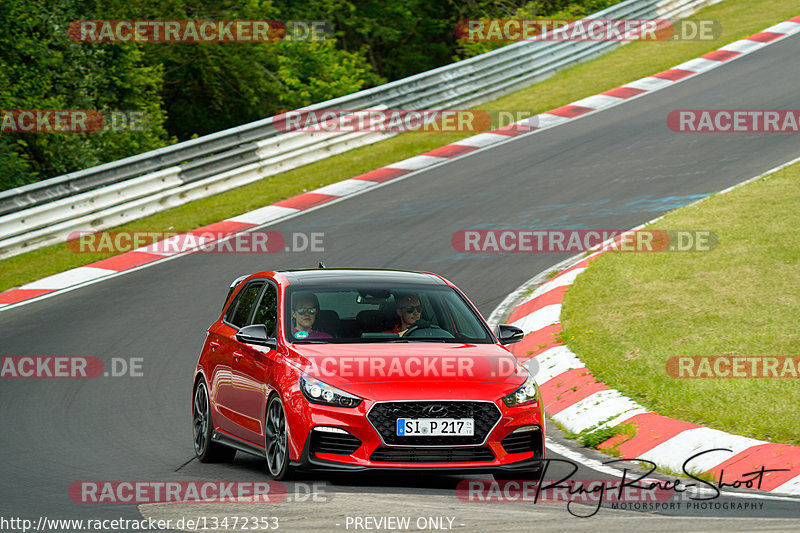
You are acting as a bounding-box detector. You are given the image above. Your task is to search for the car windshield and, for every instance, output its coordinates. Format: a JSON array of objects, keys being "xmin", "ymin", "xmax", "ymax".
[{"xmin": 284, "ymin": 285, "xmax": 493, "ymax": 344}]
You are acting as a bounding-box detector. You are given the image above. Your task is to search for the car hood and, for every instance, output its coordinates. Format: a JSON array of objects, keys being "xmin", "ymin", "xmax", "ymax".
[{"xmin": 284, "ymin": 342, "xmax": 528, "ymax": 401}]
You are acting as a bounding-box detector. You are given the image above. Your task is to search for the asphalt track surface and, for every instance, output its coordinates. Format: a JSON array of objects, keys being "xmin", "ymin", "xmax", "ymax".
[{"xmin": 2, "ymin": 32, "xmax": 800, "ymax": 532}]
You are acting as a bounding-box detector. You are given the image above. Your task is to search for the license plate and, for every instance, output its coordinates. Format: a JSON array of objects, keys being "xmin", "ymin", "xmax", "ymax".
[{"xmin": 396, "ymin": 418, "xmax": 474, "ymax": 436}]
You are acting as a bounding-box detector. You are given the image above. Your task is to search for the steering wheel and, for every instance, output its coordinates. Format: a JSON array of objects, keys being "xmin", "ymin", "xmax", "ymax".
[{"xmin": 403, "ymin": 321, "xmax": 454, "ymax": 339}]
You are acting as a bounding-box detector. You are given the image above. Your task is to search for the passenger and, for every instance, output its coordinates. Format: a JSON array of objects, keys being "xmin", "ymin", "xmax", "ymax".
[
  {"xmin": 386, "ymin": 294, "xmax": 422, "ymax": 337},
  {"xmin": 291, "ymin": 294, "xmax": 332, "ymax": 340}
]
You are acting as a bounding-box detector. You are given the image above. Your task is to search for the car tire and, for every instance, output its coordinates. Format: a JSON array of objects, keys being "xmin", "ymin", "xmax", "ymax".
[
  {"xmin": 193, "ymin": 380, "xmax": 236, "ymax": 463},
  {"xmin": 265, "ymin": 394, "xmax": 293, "ymax": 480}
]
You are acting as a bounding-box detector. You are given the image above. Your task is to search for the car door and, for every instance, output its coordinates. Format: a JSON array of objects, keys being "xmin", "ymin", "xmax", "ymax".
[
  {"xmin": 210, "ymin": 280, "xmax": 264, "ymax": 437},
  {"xmin": 227, "ymin": 281, "xmax": 280, "ymax": 446}
]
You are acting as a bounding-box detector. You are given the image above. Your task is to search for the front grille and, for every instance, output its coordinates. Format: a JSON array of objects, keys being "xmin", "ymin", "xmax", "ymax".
[
  {"xmin": 501, "ymin": 427, "xmax": 543, "ymax": 456},
  {"xmin": 368, "ymin": 401, "xmax": 501, "ymax": 446},
  {"xmin": 310, "ymin": 430, "xmax": 362, "ymax": 455},
  {"xmin": 370, "ymin": 447, "xmax": 495, "ymax": 463}
]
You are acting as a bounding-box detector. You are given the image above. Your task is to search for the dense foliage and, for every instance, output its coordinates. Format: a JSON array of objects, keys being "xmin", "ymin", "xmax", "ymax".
[
  {"xmin": 1, "ymin": 0, "xmax": 619, "ymax": 190},
  {"xmin": 0, "ymin": 0, "xmax": 169, "ymax": 189}
]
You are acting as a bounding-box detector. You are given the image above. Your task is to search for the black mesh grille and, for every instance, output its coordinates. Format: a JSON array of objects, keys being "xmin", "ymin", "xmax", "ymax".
[
  {"xmin": 370, "ymin": 447, "xmax": 495, "ymax": 463},
  {"xmin": 310, "ymin": 430, "xmax": 362, "ymax": 455},
  {"xmin": 368, "ymin": 401, "xmax": 501, "ymax": 445},
  {"xmin": 501, "ymin": 427, "xmax": 543, "ymax": 455}
]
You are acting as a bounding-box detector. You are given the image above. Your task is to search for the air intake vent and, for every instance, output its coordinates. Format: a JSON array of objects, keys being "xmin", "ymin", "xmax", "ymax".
[
  {"xmin": 501, "ymin": 426, "xmax": 543, "ymax": 456},
  {"xmin": 310, "ymin": 430, "xmax": 361, "ymax": 455},
  {"xmin": 370, "ymin": 447, "xmax": 495, "ymax": 463}
]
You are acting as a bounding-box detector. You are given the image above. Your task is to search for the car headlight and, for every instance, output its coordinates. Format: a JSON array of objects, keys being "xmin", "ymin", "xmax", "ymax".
[
  {"xmin": 502, "ymin": 375, "xmax": 539, "ymax": 407},
  {"xmin": 299, "ymin": 374, "xmax": 363, "ymax": 408}
]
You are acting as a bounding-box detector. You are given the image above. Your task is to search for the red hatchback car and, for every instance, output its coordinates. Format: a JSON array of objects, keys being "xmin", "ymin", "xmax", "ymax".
[{"xmin": 192, "ymin": 268, "xmax": 545, "ymax": 480}]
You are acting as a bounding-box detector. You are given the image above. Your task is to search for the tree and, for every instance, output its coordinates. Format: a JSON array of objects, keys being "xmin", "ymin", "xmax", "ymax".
[
  {"xmin": 0, "ymin": 0, "xmax": 170, "ymax": 189},
  {"xmin": 93, "ymin": 0, "xmax": 383, "ymax": 139}
]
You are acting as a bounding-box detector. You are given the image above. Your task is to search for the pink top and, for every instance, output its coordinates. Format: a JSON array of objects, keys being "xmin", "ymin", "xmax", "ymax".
[{"xmin": 292, "ymin": 327, "xmax": 332, "ymax": 339}]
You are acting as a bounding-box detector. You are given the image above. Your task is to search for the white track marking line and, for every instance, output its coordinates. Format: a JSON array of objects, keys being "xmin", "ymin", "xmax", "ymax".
[
  {"xmin": 228, "ymin": 205, "xmax": 300, "ymax": 225},
  {"xmin": 311, "ymin": 179, "xmax": 378, "ymax": 197},
  {"xmin": 551, "ymin": 390, "xmax": 648, "ymax": 434},
  {"xmin": 453, "ymin": 133, "xmax": 512, "ymax": 147},
  {"xmin": 21, "ymin": 267, "xmax": 117, "ymax": 290},
  {"xmin": 386, "ymin": 155, "xmax": 447, "ymax": 170},
  {"xmin": 638, "ymin": 428, "xmax": 768, "ymax": 474}
]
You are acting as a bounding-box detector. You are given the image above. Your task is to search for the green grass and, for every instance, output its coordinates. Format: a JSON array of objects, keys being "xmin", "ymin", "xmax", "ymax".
[
  {"xmin": 3, "ymin": 0, "xmax": 799, "ymax": 292},
  {"xmin": 560, "ymin": 162, "xmax": 800, "ymax": 446}
]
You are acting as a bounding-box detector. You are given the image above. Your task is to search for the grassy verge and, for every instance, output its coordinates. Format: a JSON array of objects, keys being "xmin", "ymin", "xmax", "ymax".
[
  {"xmin": 560, "ymin": 162, "xmax": 800, "ymax": 446},
  {"xmin": 3, "ymin": 0, "xmax": 799, "ymax": 292}
]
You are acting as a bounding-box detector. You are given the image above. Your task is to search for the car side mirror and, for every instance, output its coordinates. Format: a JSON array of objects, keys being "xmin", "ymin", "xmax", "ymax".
[
  {"xmin": 497, "ymin": 324, "xmax": 525, "ymax": 345},
  {"xmin": 236, "ymin": 324, "xmax": 277, "ymax": 349}
]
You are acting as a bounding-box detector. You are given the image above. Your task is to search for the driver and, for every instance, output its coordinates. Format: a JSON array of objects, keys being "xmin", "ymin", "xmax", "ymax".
[
  {"xmin": 386, "ymin": 294, "xmax": 422, "ymax": 337},
  {"xmin": 291, "ymin": 293, "xmax": 332, "ymax": 340}
]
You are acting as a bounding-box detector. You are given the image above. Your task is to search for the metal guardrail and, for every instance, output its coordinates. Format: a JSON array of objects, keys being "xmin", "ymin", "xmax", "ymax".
[{"xmin": 0, "ymin": 0, "xmax": 721, "ymax": 259}]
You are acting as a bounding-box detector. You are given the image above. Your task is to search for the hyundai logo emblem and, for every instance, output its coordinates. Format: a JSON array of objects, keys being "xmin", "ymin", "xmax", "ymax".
[{"xmin": 422, "ymin": 404, "xmax": 447, "ymax": 417}]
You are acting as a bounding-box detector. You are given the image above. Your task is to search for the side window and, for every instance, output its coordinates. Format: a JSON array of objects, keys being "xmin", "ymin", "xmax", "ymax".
[
  {"xmin": 225, "ymin": 282, "xmax": 264, "ymax": 328},
  {"xmin": 253, "ymin": 283, "xmax": 278, "ymax": 336},
  {"xmin": 222, "ymin": 275, "xmax": 249, "ymax": 313}
]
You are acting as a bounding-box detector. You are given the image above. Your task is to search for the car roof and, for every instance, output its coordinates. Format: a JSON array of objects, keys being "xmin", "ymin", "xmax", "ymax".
[{"xmin": 274, "ymin": 268, "xmax": 449, "ymax": 288}]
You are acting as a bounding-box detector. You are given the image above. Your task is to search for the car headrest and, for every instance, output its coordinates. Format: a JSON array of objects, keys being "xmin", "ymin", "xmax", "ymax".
[{"xmin": 314, "ymin": 309, "xmax": 340, "ymax": 336}]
